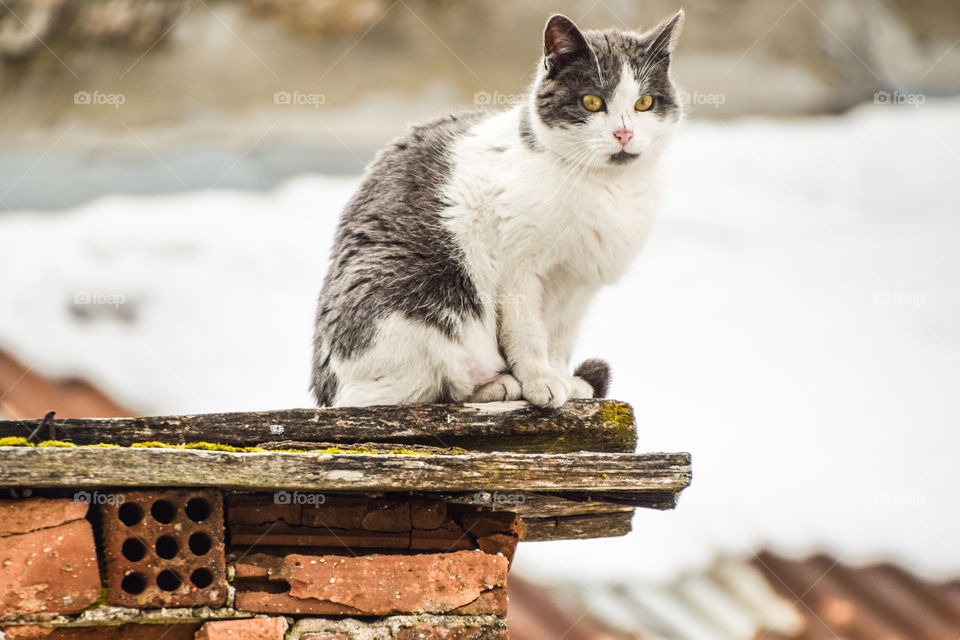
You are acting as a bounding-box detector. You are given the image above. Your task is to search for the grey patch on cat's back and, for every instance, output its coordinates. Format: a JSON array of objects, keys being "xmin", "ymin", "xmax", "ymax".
[
  {"xmin": 311, "ymin": 111, "xmax": 490, "ymax": 406},
  {"xmin": 312, "ymin": 349, "xmax": 338, "ymax": 407}
]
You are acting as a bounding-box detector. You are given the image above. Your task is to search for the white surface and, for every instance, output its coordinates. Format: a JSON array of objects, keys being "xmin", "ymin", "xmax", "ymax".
[{"xmin": 1, "ymin": 100, "xmax": 958, "ymax": 581}]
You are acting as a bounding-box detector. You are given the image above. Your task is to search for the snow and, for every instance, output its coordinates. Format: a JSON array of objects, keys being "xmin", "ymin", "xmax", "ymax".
[{"xmin": 1, "ymin": 99, "xmax": 958, "ymax": 581}]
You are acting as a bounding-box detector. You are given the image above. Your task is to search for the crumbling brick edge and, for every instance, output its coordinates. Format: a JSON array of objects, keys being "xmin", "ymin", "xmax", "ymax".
[
  {"xmin": 289, "ymin": 614, "xmax": 508, "ymax": 640},
  {"xmin": 0, "ymin": 614, "xmax": 506, "ymax": 640}
]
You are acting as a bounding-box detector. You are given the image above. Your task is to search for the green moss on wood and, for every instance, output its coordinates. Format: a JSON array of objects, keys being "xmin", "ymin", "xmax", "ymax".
[
  {"xmin": 0, "ymin": 436, "xmax": 33, "ymax": 447},
  {"xmin": 37, "ymin": 440, "xmax": 77, "ymax": 447}
]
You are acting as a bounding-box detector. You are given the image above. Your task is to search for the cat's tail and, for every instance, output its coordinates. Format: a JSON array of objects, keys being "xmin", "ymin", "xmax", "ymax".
[{"xmin": 574, "ymin": 359, "xmax": 610, "ymax": 398}]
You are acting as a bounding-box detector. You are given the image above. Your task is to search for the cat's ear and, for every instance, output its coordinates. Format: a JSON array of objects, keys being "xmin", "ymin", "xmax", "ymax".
[
  {"xmin": 543, "ymin": 15, "xmax": 590, "ymax": 76},
  {"xmin": 645, "ymin": 9, "xmax": 685, "ymax": 57}
]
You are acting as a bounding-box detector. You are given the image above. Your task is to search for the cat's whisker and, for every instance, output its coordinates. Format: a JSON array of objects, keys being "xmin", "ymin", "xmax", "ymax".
[
  {"xmin": 549, "ymin": 146, "xmax": 593, "ymax": 187},
  {"xmin": 554, "ymin": 146, "xmax": 599, "ymax": 199}
]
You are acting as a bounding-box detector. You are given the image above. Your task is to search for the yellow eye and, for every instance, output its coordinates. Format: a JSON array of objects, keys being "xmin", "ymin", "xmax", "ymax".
[
  {"xmin": 582, "ymin": 94, "xmax": 604, "ymax": 112},
  {"xmin": 635, "ymin": 95, "xmax": 654, "ymax": 112}
]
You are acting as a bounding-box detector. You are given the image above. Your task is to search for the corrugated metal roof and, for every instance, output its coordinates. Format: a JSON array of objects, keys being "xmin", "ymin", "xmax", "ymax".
[
  {"xmin": 755, "ymin": 552, "xmax": 960, "ymax": 640},
  {"xmin": 511, "ymin": 553, "xmax": 960, "ymax": 640}
]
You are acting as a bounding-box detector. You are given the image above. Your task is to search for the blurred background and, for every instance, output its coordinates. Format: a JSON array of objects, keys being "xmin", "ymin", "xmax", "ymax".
[{"xmin": 1, "ymin": 1, "xmax": 959, "ymax": 638}]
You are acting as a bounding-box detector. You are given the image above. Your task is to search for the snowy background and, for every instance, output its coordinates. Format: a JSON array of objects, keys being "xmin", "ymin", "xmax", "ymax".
[{"xmin": 1, "ymin": 98, "xmax": 958, "ymax": 582}]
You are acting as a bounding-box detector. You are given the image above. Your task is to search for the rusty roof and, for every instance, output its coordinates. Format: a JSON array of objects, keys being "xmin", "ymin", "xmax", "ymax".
[{"xmin": 510, "ymin": 553, "xmax": 960, "ymax": 640}]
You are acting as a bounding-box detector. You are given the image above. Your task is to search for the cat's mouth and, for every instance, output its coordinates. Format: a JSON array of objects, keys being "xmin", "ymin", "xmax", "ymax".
[{"xmin": 609, "ymin": 151, "xmax": 639, "ymax": 165}]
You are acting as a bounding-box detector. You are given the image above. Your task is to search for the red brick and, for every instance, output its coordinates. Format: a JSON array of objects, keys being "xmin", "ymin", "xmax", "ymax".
[
  {"xmin": 100, "ymin": 489, "xmax": 226, "ymax": 609},
  {"xmin": 194, "ymin": 617, "xmax": 287, "ymax": 640},
  {"xmin": 411, "ymin": 500, "xmax": 447, "ymax": 529},
  {"xmin": 300, "ymin": 496, "xmax": 368, "ymax": 529},
  {"xmin": 360, "ymin": 500, "xmax": 410, "ymax": 532},
  {"xmin": 236, "ymin": 589, "xmax": 512, "ymax": 617},
  {"xmin": 230, "ymin": 523, "xmax": 408, "ymax": 550},
  {"xmin": 0, "ymin": 498, "xmax": 89, "ymax": 537},
  {"xmin": 234, "ymin": 590, "xmax": 365, "ymax": 616},
  {"xmin": 284, "ymin": 550, "xmax": 507, "ymax": 614},
  {"xmin": 235, "ymin": 550, "xmax": 508, "ymax": 616},
  {"xmin": 233, "ymin": 553, "xmax": 280, "ymax": 580},
  {"xmin": 226, "ymin": 493, "xmax": 302, "ymax": 526},
  {"xmin": 476, "ymin": 533, "xmax": 518, "ymax": 565},
  {"xmin": 0, "ymin": 519, "xmax": 100, "ymax": 617},
  {"xmin": 456, "ymin": 510, "xmax": 523, "ymax": 538},
  {"xmin": 4, "ymin": 623, "xmax": 200, "ymax": 639},
  {"xmin": 451, "ymin": 587, "xmax": 507, "ymax": 615},
  {"xmin": 409, "ymin": 525, "xmax": 475, "ymax": 552}
]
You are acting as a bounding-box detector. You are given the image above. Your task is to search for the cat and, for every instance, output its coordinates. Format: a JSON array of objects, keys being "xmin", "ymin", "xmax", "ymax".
[{"xmin": 312, "ymin": 11, "xmax": 684, "ymax": 408}]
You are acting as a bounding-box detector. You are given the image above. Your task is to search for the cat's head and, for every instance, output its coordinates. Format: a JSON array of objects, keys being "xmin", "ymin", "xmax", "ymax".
[{"xmin": 526, "ymin": 11, "xmax": 684, "ymax": 168}]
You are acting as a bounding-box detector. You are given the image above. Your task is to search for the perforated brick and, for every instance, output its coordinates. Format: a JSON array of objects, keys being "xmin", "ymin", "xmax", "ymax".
[{"xmin": 100, "ymin": 489, "xmax": 226, "ymax": 608}]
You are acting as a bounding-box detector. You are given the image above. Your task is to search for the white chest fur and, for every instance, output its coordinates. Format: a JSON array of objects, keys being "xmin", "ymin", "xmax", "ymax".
[{"xmin": 444, "ymin": 109, "xmax": 663, "ymax": 292}]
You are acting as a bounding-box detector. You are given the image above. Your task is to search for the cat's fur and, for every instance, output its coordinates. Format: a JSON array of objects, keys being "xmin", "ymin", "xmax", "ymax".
[{"xmin": 312, "ymin": 11, "xmax": 684, "ymax": 408}]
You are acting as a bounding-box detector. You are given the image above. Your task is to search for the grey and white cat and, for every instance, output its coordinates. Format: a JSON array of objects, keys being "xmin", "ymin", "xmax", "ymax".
[{"xmin": 312, "ymin": 11, "xmax": 684, "ymax": 408}]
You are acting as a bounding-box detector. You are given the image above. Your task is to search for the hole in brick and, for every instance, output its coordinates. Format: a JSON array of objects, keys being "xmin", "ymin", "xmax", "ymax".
[
  {"xmin": 151, "ymin": 499, "xmax": 176, "ymax": 523},
  {"xmin": 121, "ymin": 572, "xmax": 147, "ymax": 594},
  {"xmin": 188, "ymin": 532, "xmax": 212, "ymax": 556},
  {"xmin": 121, "ymin": 537, "xmax": 148, "ymax": 562},
  {"xmin": 157, "ymin": 569, "xmax": 181, "ymax": 591},
  {"xmin": 118, "ymin": 503, "xmax": 144, "ymax": 526},
  {"xmin": 185, "ymin": 497, "xmax": 211, "ymax": 522},
  {"xmin": 155, "ymin": 535, "xmax": 179, "ymax": 559},
  {"xmin": 190, "ymin": 568, "xmax": 214, "ymax": 589}
]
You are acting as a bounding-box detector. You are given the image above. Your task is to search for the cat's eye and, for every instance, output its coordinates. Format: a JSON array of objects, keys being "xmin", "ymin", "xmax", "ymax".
[
  {"xmin": 635, "ymin": 95, "xmax": 655, "ymax": 112},
  {"xmin": 582, "ymin": 94, "xmax": 604, "ymax": 112}
]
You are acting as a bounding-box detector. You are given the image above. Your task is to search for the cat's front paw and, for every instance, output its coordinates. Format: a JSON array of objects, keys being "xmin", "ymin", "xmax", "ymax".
[
  {"xmin": 520, "ymin": 371, "xmax": 571, "ymax": 408},
  {"xmin": 470, "ymin": 373, "xmax": 522, "ymax": 402}
]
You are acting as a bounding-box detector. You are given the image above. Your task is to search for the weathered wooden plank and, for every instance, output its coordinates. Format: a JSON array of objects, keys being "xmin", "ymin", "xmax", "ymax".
[
  {"xmin": 441, "ymin": 490, "xmax": 675, "ymax": 516},
  {"xmin": 522, "ymin": 511, "xmax": 634, "ymax": 541},
  {"xmin": 0, "ymin": 399, "xmax": 637, "ymax": 453},
  {"xmin": 0, "ymin": 448, "xmax": 690, "ymax": 493},
  {"xmin": 255, "ymin": 441, "xmax": 457, "ymax": 454}
]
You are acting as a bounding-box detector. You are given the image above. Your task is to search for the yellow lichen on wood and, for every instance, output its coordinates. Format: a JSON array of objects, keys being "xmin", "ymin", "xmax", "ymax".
[
  {"xmin": 0, "ymin": 437, "xmax": 468, "ymax": 455},
  {"xmin": 600, "ymin": 401, "xmax": 635, "ymax": 431},
  {"xmin": 182, "ymin": 442, "xmax": 267, "ymax": 453}
]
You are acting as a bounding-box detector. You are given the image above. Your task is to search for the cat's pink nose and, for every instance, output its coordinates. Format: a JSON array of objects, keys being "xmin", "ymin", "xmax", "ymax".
[{"xmin": 613, "ymin": 129, "xmax": 633, "ymax": 147}]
